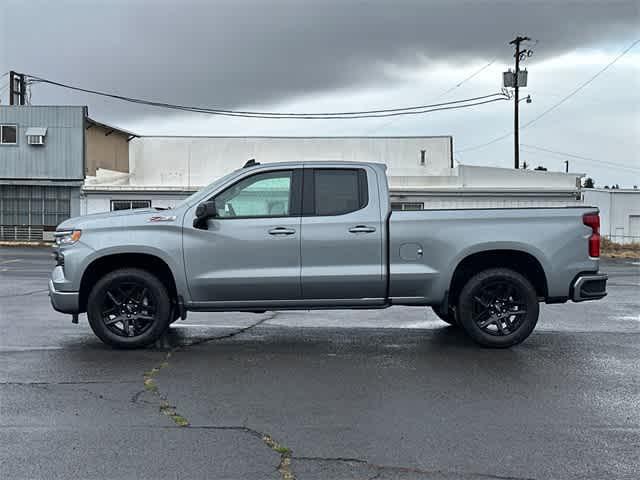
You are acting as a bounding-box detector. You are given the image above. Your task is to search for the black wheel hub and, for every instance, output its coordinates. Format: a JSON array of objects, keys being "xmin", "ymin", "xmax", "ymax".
[
  {"xmin": 470, "ymin": 280, "xmax": 528, "ymax": 336},
  {"xmin": 101, "ymin": 282, "xmax": 156, "ymax": 338}
]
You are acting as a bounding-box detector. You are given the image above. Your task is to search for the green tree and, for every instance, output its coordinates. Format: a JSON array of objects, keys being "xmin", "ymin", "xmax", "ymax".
[{"xmin": 583, "ymin": 177, "xmax": 595, "ymax": 188}]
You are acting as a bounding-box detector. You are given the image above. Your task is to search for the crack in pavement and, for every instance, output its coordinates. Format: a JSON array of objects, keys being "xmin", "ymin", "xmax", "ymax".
[
  {"xmin": 133, "ymin": 313, "xmax": 537, "ymax": 480},
  {"xmin": 2, "ymin": 380, "xmax": 139, "ymax": 386},
  {"xmin": 0, "ymin": 288, "xmax": 49, "ymax": 299},
  {"xmin": 136, "ymin": 312, "xmax": 296, "ymax": 479},
  {"xmin": 291, "ymin": 456, "xmax": 538, "ymax": 480}
]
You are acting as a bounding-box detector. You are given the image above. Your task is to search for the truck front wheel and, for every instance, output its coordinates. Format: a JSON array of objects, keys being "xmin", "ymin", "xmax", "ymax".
[
  {"xmin": 87, "ymin": 268, "xmax": 171, "ymax": 349},
  {"xmin": 457, "ymin": 268, "xmax": 539, "ymax": 348}
]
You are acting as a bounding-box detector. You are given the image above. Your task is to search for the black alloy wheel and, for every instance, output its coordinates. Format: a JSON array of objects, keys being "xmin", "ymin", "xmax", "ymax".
[
  {"xmin": 101, "ymin": 282, "xmax": 156, "ymax": 338},
  {"xmin": 469, "ymin": 279, "xmax": 527, "ymax": 336},
  {"xmin": 87, "ymin": 268, "xmax": 171, "ymax": 349},
  {"xmin": 457, "ymin": 268, "xmax": 539, "ymax": 348}
]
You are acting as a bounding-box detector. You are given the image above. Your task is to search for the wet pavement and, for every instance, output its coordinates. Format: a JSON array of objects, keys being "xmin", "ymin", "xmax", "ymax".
[{"xmin": 1, "ymin": 247, "xmax": 639, "ymax": 479}]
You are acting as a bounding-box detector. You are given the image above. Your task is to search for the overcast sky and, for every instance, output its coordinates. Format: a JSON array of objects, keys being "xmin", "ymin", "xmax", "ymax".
[{"xmin": 1, "ymin": 0, "xmax": 638, "ymax": 186}]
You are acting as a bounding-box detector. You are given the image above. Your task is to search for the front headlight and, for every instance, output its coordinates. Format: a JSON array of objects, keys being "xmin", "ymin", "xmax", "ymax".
[{"xmin": 55, "ymin": 229, "xmax": 82, "ymax": 246}]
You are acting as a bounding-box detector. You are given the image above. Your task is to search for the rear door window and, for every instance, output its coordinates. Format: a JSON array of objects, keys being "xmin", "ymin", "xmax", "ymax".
[{"xmin": 306, "ymin": 169, "xmax": 368, "ymax": 216}]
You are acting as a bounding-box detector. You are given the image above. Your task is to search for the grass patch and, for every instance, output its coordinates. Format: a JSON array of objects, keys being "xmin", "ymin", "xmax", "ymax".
[
  {"xmin": 601, "ymin": 238, "xmax": 640, "ymax": 259},
  {"xmin": 274, "ymin": 446, "xmax": 291, "ymax": 455},
  {"xmin": 170, "ymin": 414, "xmax": 190, "ymax": 427},
  {"xmin": 143, "ymin": 378, "xmax": 158, "ymax": 392},
  {"xmin": 159, "ymin": 401, "xmax": 190, "ymax": 427}
]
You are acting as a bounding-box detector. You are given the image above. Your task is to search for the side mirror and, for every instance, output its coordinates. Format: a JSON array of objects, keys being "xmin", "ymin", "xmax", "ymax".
[{"xmin": 193, "ymin": 201, "xmax": 217, "ymax": 229}]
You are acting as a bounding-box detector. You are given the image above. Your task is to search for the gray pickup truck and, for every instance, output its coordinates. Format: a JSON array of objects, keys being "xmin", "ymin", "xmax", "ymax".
[{"xmin": 50, "ymin": 160, "xmax": 607, "ymax": 349}]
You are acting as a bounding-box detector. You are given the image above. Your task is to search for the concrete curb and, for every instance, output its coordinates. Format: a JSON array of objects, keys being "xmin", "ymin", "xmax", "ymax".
[{"xmin": 0, "ymin": 241, "xmax": 52, "ymax": 248}]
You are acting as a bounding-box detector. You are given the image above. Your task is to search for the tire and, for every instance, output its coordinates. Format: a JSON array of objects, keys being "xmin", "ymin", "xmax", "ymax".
[
  {"xmin": 457, "ymin": 268, "xmax": 539, "ymax": 348},
  {"xmin": 87, "ymin": 268, "xmax": 171, "ymax": 349},
  {"xmin": 431, "ymin": 306, "xmax": 458, "ymax": 326}
]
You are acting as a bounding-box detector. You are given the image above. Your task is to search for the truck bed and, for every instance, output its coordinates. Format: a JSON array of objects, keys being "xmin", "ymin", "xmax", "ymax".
[{"xmin": 388, "ymin": 206, "xmax": 599, "ymax": 304}]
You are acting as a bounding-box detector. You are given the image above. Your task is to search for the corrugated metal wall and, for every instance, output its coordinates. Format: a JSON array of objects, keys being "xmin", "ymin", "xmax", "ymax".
[
  {"xmin": 0, "ymin": 106, "xmax": 85, "ymax": 180},
  {"xmin": 583, "ymin": 189, "xmax": 640, "ymax": 243}
]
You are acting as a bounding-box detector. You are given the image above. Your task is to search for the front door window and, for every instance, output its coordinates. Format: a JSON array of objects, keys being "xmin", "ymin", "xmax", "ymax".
[{"xmin": 214, "ymin": 171, "xmax": 292, "ymax": 218}]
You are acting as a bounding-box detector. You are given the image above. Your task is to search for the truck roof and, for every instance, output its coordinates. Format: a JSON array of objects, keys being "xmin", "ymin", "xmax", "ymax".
[{"xmin": 244, "ymin": 160, "xmax": 387, "ymax": 171}]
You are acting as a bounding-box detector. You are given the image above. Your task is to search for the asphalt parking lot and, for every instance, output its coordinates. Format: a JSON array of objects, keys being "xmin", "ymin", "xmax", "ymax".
[{"xmin": 1, "ymin": 247, "xmax": 639, "ymax": 480}]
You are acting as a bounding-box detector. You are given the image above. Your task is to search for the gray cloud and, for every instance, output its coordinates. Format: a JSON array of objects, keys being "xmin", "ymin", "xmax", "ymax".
[{"xmin": 2, "ymin": 0, "xmax": 638, "ymax": 116}]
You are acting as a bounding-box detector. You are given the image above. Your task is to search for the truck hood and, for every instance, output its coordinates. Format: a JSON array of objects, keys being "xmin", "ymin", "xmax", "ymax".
[{"xmin": 56, "ymin": 208, "xmax": 177, "ymax": 231}]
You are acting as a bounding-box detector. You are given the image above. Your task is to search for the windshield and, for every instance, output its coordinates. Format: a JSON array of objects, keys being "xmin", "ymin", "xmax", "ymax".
[{"xmin": 173, "ymin": 169, "xmax": 242, "ymax": 210}]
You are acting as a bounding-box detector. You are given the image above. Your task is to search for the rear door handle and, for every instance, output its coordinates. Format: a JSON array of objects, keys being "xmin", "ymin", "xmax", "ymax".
[
  {"xmin": 268, "ymin": 227, "xmax": 296, "ymax": 236},
  {"xmin": 349, "ymin": 225, "xmax": 376, "ymax": 233}
]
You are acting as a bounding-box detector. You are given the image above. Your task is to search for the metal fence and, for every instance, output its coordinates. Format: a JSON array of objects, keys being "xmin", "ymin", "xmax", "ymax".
[
  {"xmin": 0, "ymin": 185, "xmax": 73, "ymax": 241},
  {"xmin": 0, "ymin": 225, "xmax": 44, "ymax": 241},
  {"xmin": 603, "ymin": 234, "xmax": 640, "ymax": 246}
]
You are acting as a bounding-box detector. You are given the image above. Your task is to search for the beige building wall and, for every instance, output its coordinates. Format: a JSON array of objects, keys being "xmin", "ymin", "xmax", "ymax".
[{"xmin": 85, "ymin": 124, "xmax": 129, "ymax": 176}]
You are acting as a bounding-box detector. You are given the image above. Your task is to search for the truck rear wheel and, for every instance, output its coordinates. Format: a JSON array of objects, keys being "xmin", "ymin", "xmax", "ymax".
[
  {"xmin": 87, "ymin": 268, "xmax": 171, "ymax": 349},
  {"xmin": 457, "ymin": 268, "xmax": 539, "ymax": 348},
  {"xmin": 431, "ymin": 306, "xmax": 458, "ymax": 326}
]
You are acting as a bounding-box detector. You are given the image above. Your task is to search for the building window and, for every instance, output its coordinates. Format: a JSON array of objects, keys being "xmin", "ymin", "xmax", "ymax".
[
  {"xmin": 391, "ymin": 202, "xmax": 424, "ymax": 211},
  {"xmin": 110, "ymin": 200, "xmax": 152, "ymax": 211},
  {"xmin": 0, "ymin": 125, "xmax": 18, "ymax": 145}
]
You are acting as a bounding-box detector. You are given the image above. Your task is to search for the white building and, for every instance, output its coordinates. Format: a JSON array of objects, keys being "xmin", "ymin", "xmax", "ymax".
[
  {"xmin": 81, "ymin": 136, "xmax": 584, "ymax": 214},
  {"xmin": 582, "ymin": 188, "xmax": 640, "ymax": 244}
]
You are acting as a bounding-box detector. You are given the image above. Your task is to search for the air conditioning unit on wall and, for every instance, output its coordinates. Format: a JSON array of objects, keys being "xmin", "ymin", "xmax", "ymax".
[{"xmin": 25, "ymin": 127, "xmax": 47, "ymax": 146}]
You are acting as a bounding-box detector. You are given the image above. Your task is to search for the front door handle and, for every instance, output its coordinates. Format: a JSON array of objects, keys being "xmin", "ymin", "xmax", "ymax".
[
  {"xmin": 348, "ymin": 225, "xmax": 376, "ymax": 233},
  {"xmin": 268, "ymin": 227, "xmax": 296, "ymax": 236}
]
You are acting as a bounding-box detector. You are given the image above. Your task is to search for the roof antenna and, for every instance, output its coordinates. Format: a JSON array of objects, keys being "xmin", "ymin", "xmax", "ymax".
[{"xmin": 243, "ymin": 158, "xmax": 259, "ymax": 168}]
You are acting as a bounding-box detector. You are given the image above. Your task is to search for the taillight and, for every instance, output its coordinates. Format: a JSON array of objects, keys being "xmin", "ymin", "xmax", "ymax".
[{"xmin": 583, "ymin": 213, "xmax": 600, "ymax": 258}]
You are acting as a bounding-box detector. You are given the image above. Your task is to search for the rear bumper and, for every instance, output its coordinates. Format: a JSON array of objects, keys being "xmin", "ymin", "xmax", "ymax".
[
  {"xmin": 572, "ymin": 273, "xmax": 608, "ymax": 302},
  {"xmin": 48, "ymin": 279, "xmax": 80, "ymax": 314}
]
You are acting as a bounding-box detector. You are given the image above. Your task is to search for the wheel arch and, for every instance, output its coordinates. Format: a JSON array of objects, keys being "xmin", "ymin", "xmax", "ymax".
[
  {"xmin": 79, "ymin": 253, "xmax": 178, "ymax": 313},
  {"xmin": 447, "ymin": 249, "xmax": 548, "ymax": 308}
]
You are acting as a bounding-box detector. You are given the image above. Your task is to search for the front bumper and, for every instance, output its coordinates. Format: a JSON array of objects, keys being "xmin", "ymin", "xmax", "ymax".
[
  {"xmin": 48, "ymin": 278, "xmax": 80, "ymax": 314},
  {"xmin": 572, "ymin": 273, "xmax": 608, "ymax": 302}
]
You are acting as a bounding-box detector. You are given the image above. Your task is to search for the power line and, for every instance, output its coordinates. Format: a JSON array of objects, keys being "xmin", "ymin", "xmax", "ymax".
[
  {"xmin": 521, "ymin": 144, "xmax": 640, "ymax": 172},
  {"xmin": 456, "ymin": 129, "xmax": 511, "ymax": 153},
  {"xmin": 456, "ymin": 38, "xmax": 640, "ymax": 153},
  {"xmin": 182, "ymin": 96, "xmax": 508, "ymax": 119},
  {"xmin": 23, "ymin": 73, "xmax": 508, "ymax": 119},
  {"xmin": 436, "ymin": 59, "xmax": 498, "ymax": 99},
  {"xmin": 365, "ymin": 58, "xmax": 498, "ymax": 134},
  {"xmin": 520, "ymin": 38, "xmax": 640, "ymax": 129}
]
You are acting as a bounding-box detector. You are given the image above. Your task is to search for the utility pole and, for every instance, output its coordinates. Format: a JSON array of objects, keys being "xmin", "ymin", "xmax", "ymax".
[
  {"xmin": 564, "ymin": 160, "xmax": 569, "ymax": 173},
  {"xmin": 9, "ymin": 71, "xmax": 26, "ymax": 105},
  {"xmin": 508, "ymin": 36, "xmax": 531, "ymax": 169},
  {"xmin": 9, "ymin": 71, "xmax": 14, "ymax": 105}
]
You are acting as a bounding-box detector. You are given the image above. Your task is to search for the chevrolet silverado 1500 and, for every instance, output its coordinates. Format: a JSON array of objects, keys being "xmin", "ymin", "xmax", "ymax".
[{"xmin": 50, "ymin": 161, "xmax": 607, "ymax": 348}]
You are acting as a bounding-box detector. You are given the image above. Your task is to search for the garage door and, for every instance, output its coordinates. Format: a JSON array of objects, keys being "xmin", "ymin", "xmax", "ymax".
[{"xmin": 0, "ymin": 185, "xmax": 73, "ymax": 241}]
